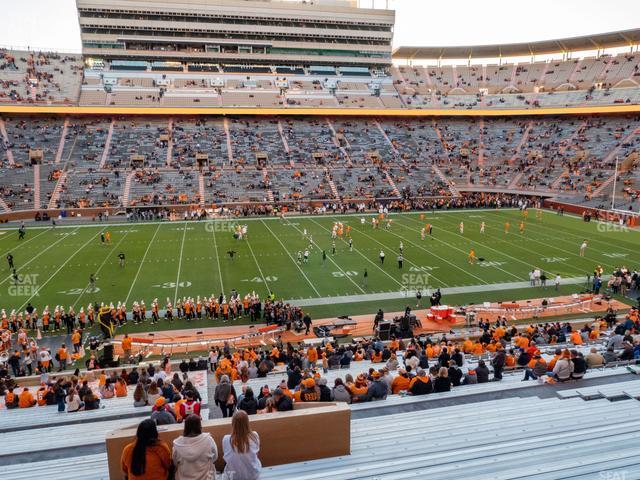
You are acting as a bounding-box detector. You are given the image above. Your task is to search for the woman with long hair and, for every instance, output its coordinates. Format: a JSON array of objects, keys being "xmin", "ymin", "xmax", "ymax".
[
  {"xmin": 121, "ymin": 419, "xmax": 171, "ymax": 480},
  {"xmin": 222, "ymin": 410, "xmax": 261, "ymax": 480},
  {"xmin": 133, "ymin": 382, "xmax": 148, "ymax": 407},
  {"xmin": 146, "ymin": 381, "xmax": 161, "ymax": 405},
  {"xmin": 173, "ymin": 414, "xmax": 218, "ymax": 480}
]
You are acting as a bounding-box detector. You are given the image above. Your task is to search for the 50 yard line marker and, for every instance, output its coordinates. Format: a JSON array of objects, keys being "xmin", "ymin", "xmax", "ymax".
[
  {"xmin": 174, "ymin": 223, "xmax": 188, "ymax": 304},
  {"xmin": 210, "ymin": 219, "xmax": 225, "ymax": 295},
  {"xmin": 125, "ymin": 223, "xmax": 161, "ymax": 304}
]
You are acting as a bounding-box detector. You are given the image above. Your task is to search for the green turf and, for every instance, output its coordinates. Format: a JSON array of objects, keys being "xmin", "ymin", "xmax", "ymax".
[{"xmin": 1, "ymin": 208, "xmax": 637, "ymax": 326}]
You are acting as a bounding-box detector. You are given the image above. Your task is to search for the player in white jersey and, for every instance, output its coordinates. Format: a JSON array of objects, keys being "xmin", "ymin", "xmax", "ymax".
[
  {"xmin": 459, "ymin": 222, "xmax": 464, "ymax": 235},
  {"xmin": 480, "ymin": 222, "xmax": 485, "ymax": 234},
  {"xmin": 579, "ymin": 240, "xmax": 588, "ymax": 257}
]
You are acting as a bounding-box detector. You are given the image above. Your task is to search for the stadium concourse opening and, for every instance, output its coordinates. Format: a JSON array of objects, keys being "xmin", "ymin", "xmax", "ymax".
[{"xmin": 2, "ymin": 0, "xmax": 640, "ymax": 479}]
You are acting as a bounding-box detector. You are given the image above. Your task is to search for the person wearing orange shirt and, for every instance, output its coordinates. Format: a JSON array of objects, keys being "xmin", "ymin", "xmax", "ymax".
[
  {"xmin": 71, "ymin": 330, "xmax": 82, "ymax": 354},
  {"xmin": 121, "ymin": 419, "xmax": 172, "ymax": 480},
  {"xmin": 115, "ymin": 378, "xmax": 128, "ymax": 398},
  {"xmin": 547, "ymin": 348, "xmax": 562, "ymax": 372},
  {"xmin": 4, "ymin": 387, "xmax": 18, "ymax": 409},
  {"xmin": 19, "ymin": 387, "xmax": 36, "ymax": 408},
  {"xmin": 570, "ymin": 330, "xmax": 583, "ymax": 345},
  {"xmin": 57, "ymin": 344, "xmax": 69, "ymax": 371},
  {"xmin": 391, "ymin": 369, "xmax": 411, "ymax": 394},
  {"xmin": 36, "ymin": 384, "xmax": 50, "ymax": 406},
  {"xmin": 462, "ymin": 338, "xmax": 473, "ymax": 354},
  {"xmin": 122, "ymin": 334, "xmax": 133, "ymax": 359},
  {"xmin": 307, "ymin": 347, "xmax": 318, "ymax": 365},
  {"xmin": 371, "ymin": 350, "xmax": 383, "ymax": 363},
  {"xmin": 505, "ymin": 351, "xmax": 516, "ymax": 368}
]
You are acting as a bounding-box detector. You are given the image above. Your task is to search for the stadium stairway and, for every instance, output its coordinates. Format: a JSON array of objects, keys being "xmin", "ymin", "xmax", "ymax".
[
  {"xmin": 54, "ymin": 118, "xmax": 69, "ymax": 164},
  {"xmin": 0, "ymin": 117, "xmax": 15, "ymax": 166},
  {"xmin": 0, "ymin": 196, "xmax": 10, "ymax": 213},
  {"xmin": 32, "ymin": 164, "xmax": 40, "ymax": 209},
  {"xmin": 431, "ymin": 163, "xmax": 459, "ymax": 196},
  {"xmin": 384, "ymin": 170, "xmax": 401, "ymax": 197},
  {"xmin": 47, "ymin": 171, "xmax": 67, "ymax": 210},
  {"xmin": 98, "ymin": 119, "xmax": 115, "ymax": 169}
]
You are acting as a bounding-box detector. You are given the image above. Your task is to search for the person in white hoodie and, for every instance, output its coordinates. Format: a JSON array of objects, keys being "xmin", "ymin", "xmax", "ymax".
[{"xmin": 173, "ymin": 414, "xmax": 218, "ymax": 480}]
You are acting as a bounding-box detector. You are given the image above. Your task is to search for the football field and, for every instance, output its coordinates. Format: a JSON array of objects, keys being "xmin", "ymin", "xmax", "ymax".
[{"xmin": 1, "ymin": 208, "xmax": 637, "ymax": 324}]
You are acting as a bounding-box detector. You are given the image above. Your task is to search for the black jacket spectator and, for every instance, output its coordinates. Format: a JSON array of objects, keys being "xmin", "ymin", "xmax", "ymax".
[
  {"xmin": 434, "ymin": 376, "xmax": 452, "ymax": 393},
  {"xmin": 476, "ymin": 362, "xmax": 490, "ymax": 383}
]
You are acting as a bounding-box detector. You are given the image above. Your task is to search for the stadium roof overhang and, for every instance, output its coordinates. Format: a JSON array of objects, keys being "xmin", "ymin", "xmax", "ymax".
[{"xmin": 392, "ymin": 28, "xmax": 640, "ymax": 60}]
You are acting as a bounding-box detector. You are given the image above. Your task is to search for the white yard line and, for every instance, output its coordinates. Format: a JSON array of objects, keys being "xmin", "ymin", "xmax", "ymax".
[
  {"xmin": 72, "ymin": 229, "xmax": 132, "ymax": 308},
  {"xmin": 18, "ymin": 229, "xmax": 104, "ymax": 311},
  {"xmin": 414, "ymin": 212, "xmax": 587, "ymax": 276},
  {"xmin": 261, "ymin": 219, "xmax": 321, "ymax": 297},
  {"xmin": 210, "ymin": 221, "xmax": 225, "ymax": 295},
  {"xmin": 286, "ymin": 221, "xmax": 366, "ymax": 294},
  {"xmin": 125, "ymin": 223, "xmax": 161, "ymax": 304},
  {"xmin": 174, "ymin": 223, "xmax": 188, "ymax": 304},
  {"xmin": 487, "ymin": 210, "xmax": 621, "ymax": 271},
  {"xmin": 0, "ymin": 227, "xmax": 52, "ymax": 262},
  {"xmin": 399, "ymin": 214, "xmax": 574, "ymax": 278},
  {"xmin": 324, "ymin": 216, "xmax": 451, "ymax": 288},
  {"xmin": 0, "ymin": 228, "xmax": 81, "ymax": 287},
  {"xmin": 393, "ymin": 217, "xmax": 523, "ymax": 281},
  {"xmin": 308, "ymin": 217, "xmax": 407, "ymax": 290},
  {"xmin": 245, "ymin": 237, "xmax": 271, "ymax": 293},
  {"xmin": 362, "ymin": 220, "xmax": 488, "ymax": 285},
  {"xmin": 512, "ymin": 209, "xmax": 640, "ymax": 258}
]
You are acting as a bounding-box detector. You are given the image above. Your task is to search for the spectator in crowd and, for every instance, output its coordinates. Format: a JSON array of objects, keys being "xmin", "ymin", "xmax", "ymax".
[
  {"xmin": 571, "ymin": 350, "xmax": 587, "ymax": 379},
  {"xmin": 121, "ymin": 419, "xmax": 172, "ymax": 480},
  {"xmin": 553, "ymin": 350, "xmax": 574, "ymax": 382},
  {"xmin": 18, "ymin": 386, "xmax": 36, "ymax": 408},
  {"xmin": 237, "ymin": 387, "xmax": 258, "ymax": 415},
  {"xmin": 272, "ymin": 388, "xmax": 293, "ymax": 411},
  {"xmin": 133, "ymin": 383, "xmax": 148, "ymax": 407},
  {"xmin": 83, "ymin": 390, "xmax": 101, "ymax": 410},
  {"xmin": 522, "ymin": 354, "xmax": 548, "ymax": 381},
  {"xmin": 179, "ymin": 390, "xmax": 202, "ymax": 419},
  {"xmin": 603, "ymin": 347, "xmax": 618, "ymax": 364},
  {"xmin": 222, "ymin": 410, "xmax": 261, "ymax": 480},
  {"xmin": 359, "ymin": 370, "xmax": 387, "ymax": 401},
  {"xmin": 434, "ymin": 367, "xmax": 452, "ymax": 392},
  {"xmin": 172, "ymin": 414, "xmax": 218, "ymax": 480},
  {"xmin": 409, "ymin": 369, "xmax": 432, "ymax": 395},
  {"xmin": 332, "ymin": 378, "xmax": 352, "ymax": 403},
  {"xmin": 150, "ymin": 397, "xmax": 176, "ymax": 425},
  {"xmin": 215, "ymin": 375, "xmax": 237, "ymax": 418},
  {"xmin": 475, "ymin": 360, "xmax": 490, "ymax": 383},
  {"xmin": 65, "ymin": 388, "xmax": 83, "ymax": 412},
  {"xmin": 585, "ymin": 347, "xmax": 605, "ymax": 368}
]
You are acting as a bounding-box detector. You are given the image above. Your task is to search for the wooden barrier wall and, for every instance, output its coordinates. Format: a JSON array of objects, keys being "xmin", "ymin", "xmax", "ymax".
[{"xmin": 105, "ymin": 402, "xmax": 351, "ymax": 479}]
